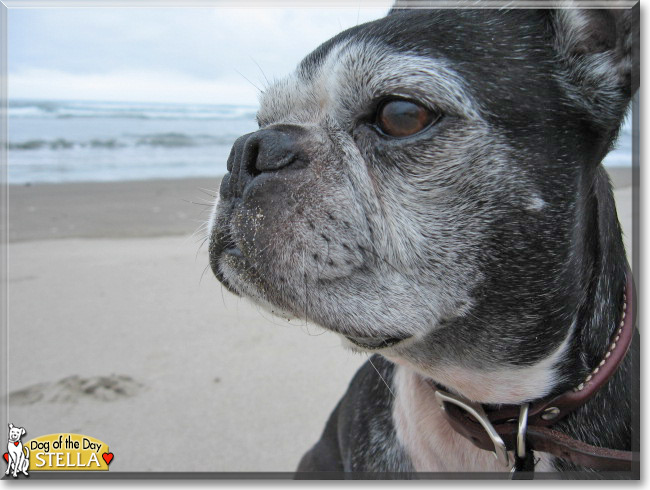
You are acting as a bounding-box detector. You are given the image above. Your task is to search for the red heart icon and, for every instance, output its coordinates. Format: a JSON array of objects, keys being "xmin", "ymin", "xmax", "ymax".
[
  {"xmin": 102, "ymin": 453, "xmax": 114, "ymax": 465},
  {"xmin": 14, "ymin": 442, "xmax": 19, "ymax": 447},
  {"xmin": 3, "ymin": 453, "xmax": 8, "ymax": 462}
]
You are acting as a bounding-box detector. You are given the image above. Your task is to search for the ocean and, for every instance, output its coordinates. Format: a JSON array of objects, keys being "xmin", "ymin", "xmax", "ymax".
[
  {"xmin": 8, "ymin": 100, "xmax": 258, "ymax": 184},
  {"xmin": 7, "ymin": 99, "xmax": 633, "ymax": 184}
]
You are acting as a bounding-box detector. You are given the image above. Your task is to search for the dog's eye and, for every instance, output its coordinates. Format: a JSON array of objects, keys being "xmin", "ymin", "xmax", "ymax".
[{"xmin": 376, "ymin": 100, "xmax": 437, "ymax": 138}]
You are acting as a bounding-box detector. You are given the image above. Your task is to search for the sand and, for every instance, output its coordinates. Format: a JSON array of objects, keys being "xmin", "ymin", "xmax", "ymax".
[{"xmin": 4, "ymin": 168, "xmax": 635, "ymax": 475}]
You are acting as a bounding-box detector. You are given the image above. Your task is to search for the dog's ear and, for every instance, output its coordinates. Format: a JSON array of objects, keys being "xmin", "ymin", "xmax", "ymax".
[
  {"xmin": 549, "ymin": 4, "xmax": 639, "ymax": 130},
  {"xmin": 20, "ymin": 428, "xmax": 25, "ymax": 436},
  {"xmin": 8, "ymin": 423, "xmax": 13, "ymax": 430}
]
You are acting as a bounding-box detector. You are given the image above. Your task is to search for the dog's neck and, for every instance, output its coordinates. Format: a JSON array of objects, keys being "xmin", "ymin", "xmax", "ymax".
[
  {"xmin": 543, "ymin": 164, "xmax": 636, "ymax": 468},
  {"xmin": 393, "ymin": 164, "xmax": 634, "ymax": 471},
  {"xmin": 558, "ymin": 164, "xmax": 630, "ymax": 392},
  {"xmin": 394, "ymin": 267, "xmax": 633, "ymax": 473}
]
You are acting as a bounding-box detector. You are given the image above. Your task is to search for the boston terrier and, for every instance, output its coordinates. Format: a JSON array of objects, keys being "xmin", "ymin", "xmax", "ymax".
[{"xmin": 208, "ymin": 4, "xmax": 639, "ymax": 478}]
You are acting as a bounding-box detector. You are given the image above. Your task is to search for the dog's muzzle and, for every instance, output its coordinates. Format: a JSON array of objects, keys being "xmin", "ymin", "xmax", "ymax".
[
  {"xmin": 209, "ymin": 124, "xmax": 311, "ymax": 287},
  {"xmin": 219, "ymin": 124, "xmax": 309, "ymax": 202}
]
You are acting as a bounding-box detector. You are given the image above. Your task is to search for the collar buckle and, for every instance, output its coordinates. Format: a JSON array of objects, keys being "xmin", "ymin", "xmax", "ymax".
[{"xmin": 434, "ymin": 389, "xmax": 511, "ymax": 467}]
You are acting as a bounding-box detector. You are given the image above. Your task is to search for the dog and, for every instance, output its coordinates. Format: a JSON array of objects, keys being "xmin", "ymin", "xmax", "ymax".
[
  {"xmin": 6, "ymin": 424, "xmax": 29, "ymax": 478},
  {"xmin": 208, "ymin": 4, "xmax": 639, "ymax": 477}
]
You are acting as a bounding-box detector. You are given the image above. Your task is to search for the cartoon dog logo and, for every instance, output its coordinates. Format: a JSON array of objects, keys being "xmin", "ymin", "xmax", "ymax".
[{"xmin": 5, "ymin": 423, "xmax": 29, "ymax": 478}]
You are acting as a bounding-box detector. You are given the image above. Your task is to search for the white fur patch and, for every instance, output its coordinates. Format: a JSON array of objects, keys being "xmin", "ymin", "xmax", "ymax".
[
  {"xmin": 526, "ymin": 194, "xmax": 547, "ymax": 212},
  {"xmin": 413, "ymin": 320, "xmax": 575, "ymax": 405}
]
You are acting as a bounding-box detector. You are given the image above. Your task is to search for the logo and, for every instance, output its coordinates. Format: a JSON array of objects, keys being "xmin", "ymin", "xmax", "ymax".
[
  {"xmin": 4, "ymin": 424, "xmax": 29, "ymax": 478},
  {"xmin": 3, "ymin": 424, "xmax": 113, "ymax": 475}
]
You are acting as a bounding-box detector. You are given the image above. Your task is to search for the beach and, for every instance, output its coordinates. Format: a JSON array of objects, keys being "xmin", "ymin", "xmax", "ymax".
[{"xmin": 5, "ymin": 167, "xmax": 635, "ymax": 474}]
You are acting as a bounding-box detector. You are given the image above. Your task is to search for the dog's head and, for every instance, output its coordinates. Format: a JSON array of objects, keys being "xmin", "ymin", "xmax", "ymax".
[
  {"xmin": 8, "ymin": 424, "xmax": 25, "ymax": 444},
  {"xmin": 209, "ymin": 8, "xmax": 637, "ymax": 402}
]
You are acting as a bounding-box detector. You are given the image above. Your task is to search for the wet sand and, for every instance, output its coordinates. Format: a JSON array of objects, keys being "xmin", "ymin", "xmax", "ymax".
[{"xmin": 7, "ymin": 167, "xmax": 633, "ymax": 242}]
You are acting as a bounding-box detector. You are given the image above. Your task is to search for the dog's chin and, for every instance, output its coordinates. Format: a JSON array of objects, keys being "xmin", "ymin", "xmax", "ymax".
[
  {"xmin": 213, "ymin": 246, "xmax": 421, "ymax": 349},
  {"xmin": 212, "ymin": 246, "xmax": 304, "ymax": 323},
  {"xmin": 209, "ymin": 245, "xmax": 244, "ymax": 297}
]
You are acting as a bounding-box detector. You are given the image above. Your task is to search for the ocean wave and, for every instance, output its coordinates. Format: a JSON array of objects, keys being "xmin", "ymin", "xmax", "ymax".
[
  {"xmin": 136, "ymin": 133, "xmax": 197, "ymax": 147},
  {"xmin": 9, "ymin": 100, "xmax": 258, "ymax": 121},
  {"xmin": 133, "ymin": 132, "xmax": 238, "ymax": 147},
  {"xmin": 9, "ymin": 139, "xmax": 75, "ymax": 150},
  {"xmin": 9, "ymin": 133, "xmax": 239, "ymax": 150}
]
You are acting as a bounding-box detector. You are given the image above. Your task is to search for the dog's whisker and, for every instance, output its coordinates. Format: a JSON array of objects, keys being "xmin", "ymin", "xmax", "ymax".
[
  {"xmin": 190, "ymin": 224, "xmax": 209, "ymax": 238},
  {"xmin": 181, "ymin": 198, "xmax": 212, "ymax": 207},
  {"xmin": 234, "ymin": 68, "xmax": 263, "ymax": 94},
  {"xmin": 182, "ymin": 228, "xmax": 209, "ymax": 250},
  {"xmin": 195, "ymin": 236, "xmax": 210, "ymax": 261},
  {"xmin": 252, "ymin": 303, "xmax": 294, "ymax": 329},
  {"xmin": 189, "ymin": 227, "xmax": 210, "ymax": 246},
  {"xmin": 192, "ymin": 195, "xmax": 217, "ymax": 205},
  {"xmin": 302, "ymin": 249, "xmax": 309, "ymax": 330},
  {"xmin": 199, "ymin": 263, "xmax": 212, "ymax": 286},
  {"xmin": 366, "ymin": 354, "xmax": 395, "ymax": 399},
  {"xmin": 190, "ymin": 222, "xmax": 208, "ymax": 236},
  {"xmin": 189, "ymin": 224, "xmax": 212, "ymax": 240},
  {"xmin": 192, "ymin": 207, "xmax": 214, "ymax": 218},
  {"xmin": 191, "ymin": 235, "xmax": 210, "ymax": 250},
  {"xmin": 305, "ymin": 327, "xmax": 327, "ymax": 337},
  {"xmin": 250, "ymin": 56, "xmax": 270, "ymax": 90},
  {"xmin": 219, "ymin": 283, "xmax": 227, "ymax": 309},
  {"xmin": 196, "ymin": 187, "xmax": 219, "ymax": 198}
]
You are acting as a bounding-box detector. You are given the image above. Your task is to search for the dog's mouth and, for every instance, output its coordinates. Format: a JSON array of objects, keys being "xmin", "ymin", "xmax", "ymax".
[
  {"xmin": 344, "ymin": 335, "xmax": 410, "ymax": 350},
  {"xmin": 208, "ymin": 227, "xmax": 244, "ymax": 294}
]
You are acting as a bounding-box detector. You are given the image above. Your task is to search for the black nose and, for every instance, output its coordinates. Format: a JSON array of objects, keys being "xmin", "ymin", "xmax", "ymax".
[{"xmin": 221, "ymin": 125, "xmax": 307, "ymax": 199}]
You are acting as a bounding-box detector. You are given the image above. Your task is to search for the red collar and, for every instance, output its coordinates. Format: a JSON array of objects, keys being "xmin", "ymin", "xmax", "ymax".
[{"xmin": 429, "ymin": 270, "xmax": 638, "ymax": 472}]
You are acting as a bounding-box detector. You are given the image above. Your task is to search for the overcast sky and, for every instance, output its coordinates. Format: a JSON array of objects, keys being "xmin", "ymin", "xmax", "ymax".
[{"xmin": 9, "ymin": 5, "xmax": 393, "ymax": 105}]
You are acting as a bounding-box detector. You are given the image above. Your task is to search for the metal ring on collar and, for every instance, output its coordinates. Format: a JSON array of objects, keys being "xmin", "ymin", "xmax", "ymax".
[
  {"xmin": 434, "ymin": 389, "xmax": 511, "ymax": 467},
  {"xmin": 517, "ymin": 403, "xmax": 530, "ymax": 459}
]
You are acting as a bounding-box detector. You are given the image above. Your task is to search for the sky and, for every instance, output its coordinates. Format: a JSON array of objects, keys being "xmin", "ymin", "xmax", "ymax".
[{"xmin": 9, "ymin": 4, "xmax": 394, "ymax": 105}]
